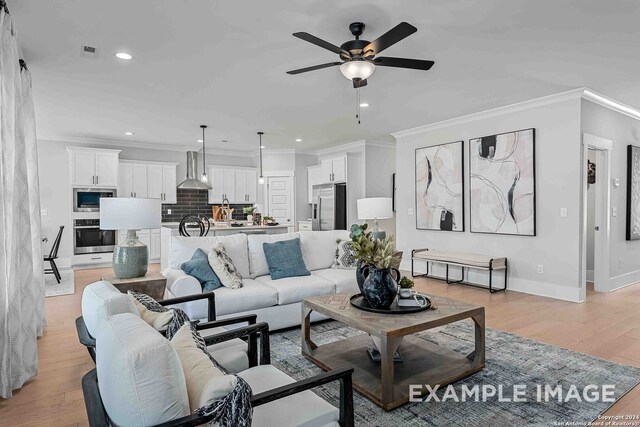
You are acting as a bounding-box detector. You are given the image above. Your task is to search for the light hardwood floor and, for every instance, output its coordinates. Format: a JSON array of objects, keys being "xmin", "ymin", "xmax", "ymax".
[{"xmin": 1, "ymin": 266, "xmax": 640, "ymax": 426}]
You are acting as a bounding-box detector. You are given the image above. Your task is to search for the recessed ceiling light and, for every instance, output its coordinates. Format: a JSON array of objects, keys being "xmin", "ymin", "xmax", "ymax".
[
  {"xmin": 295, "ymin": 138, "xmax": 302, "ymax": 142},
  {"xmin": 359, "ymin": 103, "xmax": 369, "ymax": 108},
  {"xmin": 221, "ymin": 140, "xmax": 228, "ymax": 143},
  {"xmin": 124, "ymin": 131, "xmax": 135, "ymax": 136},
  {"xmin": 115, "ymin": 52, "xmax": 133, "ymax": 60},
  {"xmin": 197, "ymin": 139, "xmax": 203, "ymax": 143}
]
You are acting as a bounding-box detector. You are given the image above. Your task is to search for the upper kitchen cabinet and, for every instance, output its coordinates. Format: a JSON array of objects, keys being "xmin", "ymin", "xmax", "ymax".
[
  {"xmin": 68, "ymin": 147, "xmax": 121, "ymax": 187},
  {"xmin": 320, "ymin": 155, "xmax": 347, "ymax": 184},
  {"xmin": 208, "ymin": 166, "xmax": 257, "ymax": 204},
  {"xmin": 119, "ymin": 160, "xmax": 177, "ymax": 203}
]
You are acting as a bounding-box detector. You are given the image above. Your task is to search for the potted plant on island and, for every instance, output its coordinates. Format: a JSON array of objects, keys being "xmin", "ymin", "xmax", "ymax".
[
  {"xmin": 243, "ymin": 206, "xmax": 255, "ymax": 223},
  {"xmin": 349, "ymin": 223, "xmax": 402, "ymax": 310}
]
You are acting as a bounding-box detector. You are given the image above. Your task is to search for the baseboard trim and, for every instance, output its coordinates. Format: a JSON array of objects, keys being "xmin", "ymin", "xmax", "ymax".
[
  {"xmin": 610, "ymin": 269, "xmax": 640, "ymax": 291},
  {"xmin": 400, "ymin": 259, "xmax": 582, "ymax": 302}
]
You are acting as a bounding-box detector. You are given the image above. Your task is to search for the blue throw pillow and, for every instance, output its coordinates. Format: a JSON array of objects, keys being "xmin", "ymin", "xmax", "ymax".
[
  {"xmin": 180, "ymin": 248, "xmax": 222, "ymax": 292},
  {"xmin": 263, "ymin": 238, "xmax": 311, "ymax": 280}
]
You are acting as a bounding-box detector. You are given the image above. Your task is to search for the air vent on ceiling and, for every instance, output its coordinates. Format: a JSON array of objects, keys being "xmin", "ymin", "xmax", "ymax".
[{"xmin": 81, "ymin": 45, "xmax": 98, "ymax": 58}]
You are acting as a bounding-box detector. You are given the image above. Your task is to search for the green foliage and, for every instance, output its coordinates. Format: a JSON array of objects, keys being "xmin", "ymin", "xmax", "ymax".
[
  {"xmin": 398, "ymin": 276, "xmax": 415, "ymax": 289},
  {"xmin": 243, "ymin": 207, "xmax": 255, "ymax": 215},
  {"xmin": 349, "ymin": 223, "xmax": 401, "ymax": 269}
]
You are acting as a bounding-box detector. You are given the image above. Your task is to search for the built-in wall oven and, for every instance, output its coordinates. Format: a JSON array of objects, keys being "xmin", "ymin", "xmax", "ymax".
[
  {"xmin": 73, "ymin": 189, "xmax": 115, "ymax": 213},
  {"xmin": 73, "ymin": 219, "xmax": 116, "ymax": 255}
]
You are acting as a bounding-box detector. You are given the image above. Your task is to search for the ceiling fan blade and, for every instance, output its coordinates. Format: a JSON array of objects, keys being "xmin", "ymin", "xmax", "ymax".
[
  {"xmin": 353, "ymin": 78, "xmax": 367, "ymax": 89},
  {"xmin": 374, "ymin": 57, "xmax": 435, "ymax": 71},
  {"xmin": 364, "ymin": 22, "xmax": 417, "ymax": 55},
  {"xmin": 286, "ymin": 62, "xmax": 343, "ymax": 75},
  {"xmin": 292, "ymin": 32, "xmax": 350, "ymax": 57}
]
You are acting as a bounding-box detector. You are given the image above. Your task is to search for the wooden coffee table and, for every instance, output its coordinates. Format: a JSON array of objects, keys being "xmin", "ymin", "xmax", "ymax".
[
  {"xmin": 101, "ymin": 271, "xmax": 167, "ymax": 301},
  {"xmin": 302, "ymin": 293, "xmax": 485, "ymax": 411}
]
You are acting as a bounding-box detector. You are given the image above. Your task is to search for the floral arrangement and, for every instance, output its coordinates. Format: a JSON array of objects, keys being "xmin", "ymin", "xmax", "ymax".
[
  {"xmin": 349, "ymin": 223, "xmax": 401, "ymax": 269},
  {"xmin": 243, "ymin": 206, "xmax": 255, "ymax": 215}
]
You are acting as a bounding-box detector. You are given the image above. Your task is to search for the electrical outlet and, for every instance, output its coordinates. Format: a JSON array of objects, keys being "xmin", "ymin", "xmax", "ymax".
[
  {"xmin": 560, "ymin": 208, "xmax": 568, "ymax": 218},
  {"xmin": 167, "ymin": 209, "xmax": 172, "ymax": 215},
  {"xmin": 537, "ymin": 265, "xmax": 544, "ymax": 274},
  {"xmin": 612, "ymin": 207, "xmax": 617, "ymax": 217},
  {"xmin": 40, "ymin": 209, "xmax": 48, "ymax": 216},
  {"xmin": 408, "ymin": 208, "xmax": 414, "ymax": 216}
]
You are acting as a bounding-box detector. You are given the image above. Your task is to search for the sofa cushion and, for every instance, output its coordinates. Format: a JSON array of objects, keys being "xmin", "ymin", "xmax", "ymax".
[
  {"xmin": 312, "ymin": 269, "xmax": 360, "ymax": 295},
  {"xmin": 238, "ymin": 365, "xmax": 339, "ymax": 427},
  {"xmin": 180, "ymin": 248, "xmax": 222, "ymax": 292},
  {"xmin": 96, "ymin": 313, "xmax": 190, "ymax": 426},
  {"xmin": 170, "ymin": 324, "xmax": 237, "ymax": 412},
  {"xmin": 199, "ymin": 327, "xmax": 249, "ymax": 374},
  {"xmin": 247, "ymin": 232, "xmax": 299, "ymax": 277},
  {"xmin": 81, "ymin": 280, "xmax": 137, "ymax": 337},
  {"xmin": 255, "ymin": 274, "xmax": 335, "ymax": 305},
  {"xmin": 263, "ymin": 238, "xmax": 310, "ymax": 280},
  {"xmin": 214, "ymin": 279, "xmax": 278, "ymax": 316},
  {"xmin": 299, "ymin": 230, "xmax": 350, "ymax": 271},
  {"xmin": 169, "ymin": 235, "xmax": 251, "ymax": 278}
]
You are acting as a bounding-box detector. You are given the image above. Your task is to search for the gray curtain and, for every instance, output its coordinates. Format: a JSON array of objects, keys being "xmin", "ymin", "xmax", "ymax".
[{"xmin": 0, "ymin": 1, "xmax": 46, "ymax": 399}]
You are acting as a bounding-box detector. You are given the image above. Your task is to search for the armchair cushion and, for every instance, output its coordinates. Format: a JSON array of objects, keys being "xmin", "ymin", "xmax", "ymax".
[
  {"xmin": 170, "ymin": 324, "xmax": 237, "ymax": 411},
  {"xmin": 239, "ymin": 365, "xmax": 339, "ymax": 427},
  {"xmin": 180, "ymin": 248, "xmax": 222, "ymax": 292},
  {"xmin": 263, "ymin": 238, "xmax": 310, "ymax": 280},
  {"xmin": 95, "ymin": 313, "xmax": 190, "ymax": 426},
  {"xmin": 81, "ymin": 280, "xmax": 137, "ymax": 337}
]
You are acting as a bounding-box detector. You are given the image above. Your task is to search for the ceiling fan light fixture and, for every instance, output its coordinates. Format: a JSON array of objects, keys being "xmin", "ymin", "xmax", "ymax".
[{"xmin": 340, "ymin": 60, "xmax": 375, "ymax": 81}]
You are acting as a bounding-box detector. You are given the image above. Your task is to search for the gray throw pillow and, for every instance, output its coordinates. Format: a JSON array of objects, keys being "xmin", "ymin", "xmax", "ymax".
[{"xmin": 262, "ymin": 238, "xmax": 311, "ymax": 280}]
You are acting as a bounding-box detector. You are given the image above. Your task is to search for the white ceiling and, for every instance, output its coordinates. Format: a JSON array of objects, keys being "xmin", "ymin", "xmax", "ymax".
[{"xmin": 10, "ymin": 0, "xmax": 640, "ymax": 152}]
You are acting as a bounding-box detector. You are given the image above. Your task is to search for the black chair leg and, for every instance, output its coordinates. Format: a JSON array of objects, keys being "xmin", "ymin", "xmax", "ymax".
[{"xmin": 50, "ymin": 259, "xmax": 61, "ymax": 283}]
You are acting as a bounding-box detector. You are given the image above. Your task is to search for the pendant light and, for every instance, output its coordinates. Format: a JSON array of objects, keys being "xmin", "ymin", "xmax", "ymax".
[
  {"xmin": 200, "ymin": 125, "xmax": 208, "ymax": 183},
  {"xmin": 258, "ymin": 132, "xmax": 264, "ymax": 184}
]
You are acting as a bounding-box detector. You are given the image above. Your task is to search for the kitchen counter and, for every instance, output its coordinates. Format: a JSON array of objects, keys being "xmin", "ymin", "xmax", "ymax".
[{"xmin": 161, "ymin": 222, "xmax": 289, "ymax": 230}]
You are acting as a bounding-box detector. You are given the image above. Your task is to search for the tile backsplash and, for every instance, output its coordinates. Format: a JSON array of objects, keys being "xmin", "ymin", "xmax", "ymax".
[{"xmin": 161, "ymin": 189, "xmax": 251, "ymax": 222}]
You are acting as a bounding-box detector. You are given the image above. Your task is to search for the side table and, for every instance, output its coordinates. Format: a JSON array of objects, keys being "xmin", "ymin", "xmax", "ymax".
[{"xmin": 101, "ymin": 271, "xmax": 167, "ymax": 301}]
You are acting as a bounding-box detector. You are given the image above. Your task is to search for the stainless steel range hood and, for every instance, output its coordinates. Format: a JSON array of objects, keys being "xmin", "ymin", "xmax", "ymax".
[{"xmin": 177, "ymin": 151, "xmax": 212, "ymax": 190}]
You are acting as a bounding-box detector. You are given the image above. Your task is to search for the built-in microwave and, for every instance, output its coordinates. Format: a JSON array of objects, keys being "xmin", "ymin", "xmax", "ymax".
[{"xmin": 73, "ymin": 189, "xmax": 116, "ymax": 212}]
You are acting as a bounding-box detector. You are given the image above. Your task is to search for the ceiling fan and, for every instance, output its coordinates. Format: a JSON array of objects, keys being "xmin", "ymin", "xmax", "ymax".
[{"xmin": 286, "ymin": 22, "xmax": 435, "ymax": 88}]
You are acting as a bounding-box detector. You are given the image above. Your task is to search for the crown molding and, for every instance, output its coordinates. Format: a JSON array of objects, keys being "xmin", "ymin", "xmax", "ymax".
[
  {"xmin": 582, "ymin": 88, "xmax": 640, "ymax": 121},
  {"xmin": 38, "ymin": 134, "xmax": 255, "ymax": 157},
  {"xmin": 392, "ymin": 88, "xmax": 586, "ymax": 138},
  {"xmin": 316, "ymin": 139, "xmax": 394, "ymax": 158}
]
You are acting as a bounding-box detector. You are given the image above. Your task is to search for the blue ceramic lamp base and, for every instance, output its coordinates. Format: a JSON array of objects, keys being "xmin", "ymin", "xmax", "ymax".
[{"xmin": 112, "ymin": 230, "xmax": 148, "ymax": 279}]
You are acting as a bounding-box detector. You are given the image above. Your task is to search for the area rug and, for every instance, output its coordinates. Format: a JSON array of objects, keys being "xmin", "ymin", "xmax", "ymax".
[
  {"xmin": 270, "ymin": 321, "xmax": 640, "ymax": 427},
  {"xmin": 44, "ymin": 268, "xmax": 75, "ymax": 297}
]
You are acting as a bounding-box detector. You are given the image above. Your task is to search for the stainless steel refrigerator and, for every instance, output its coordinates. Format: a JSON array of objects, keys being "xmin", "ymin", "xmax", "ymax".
[{"xmin": 311, "ymin": 183, "xmax": 347, "ymax": 231}]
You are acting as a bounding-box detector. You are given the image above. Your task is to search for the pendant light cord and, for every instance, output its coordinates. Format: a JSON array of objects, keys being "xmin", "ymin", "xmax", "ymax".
[
  {"xmin": 258, "ymin": 132, "xmax": 264, "ymax": 181},
  {"xmin": 201, "ymin": 125, "xmax": 207, "ymax": 181}
]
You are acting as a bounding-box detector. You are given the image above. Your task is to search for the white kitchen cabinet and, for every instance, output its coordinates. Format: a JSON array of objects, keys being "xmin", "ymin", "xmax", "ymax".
[
  {"xmin": 208, "ymin": 166, "xmax": 257, "ymax": 204},
  {"xmin": 119, "ymin": 163, "xmax": 148, "ymax": 198},
  {"xmin": 68, "ymin": 147, "xmax": 121, "ymax": 187},
  {"xmin": 147, "ymin": 164, "xmax": 163, "ymax": 199},
  {"xmin": 162, "ymin": 165, "xmax": 177, "ymax": 203},
  {"xmin": 118, "ymin": 228, "xmax": 161, "ymax": 261},
  {"xmin": 319, "ymin": 156, "xmax": 347, "ymax": 184},
  {"xmin": 307, "ymin": 165, "xmax": 322, "ymax": 203},
  {"xmin": 150, "ymin": 229, "xmax": 161, "ymax": 260}
]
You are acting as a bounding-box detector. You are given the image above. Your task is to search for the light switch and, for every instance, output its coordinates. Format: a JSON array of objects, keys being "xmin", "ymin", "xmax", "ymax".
[
  {"xmin": 408, "ymin": 208, "xmax": 414, "ymax": 216},
  {"xmin": 613, "ymin": 178, "xmax": 620, "ymax": 187},
  {"xmin": 560, "ymin": 208, "xmax": 568, "ymax": 218},
  {"xmin": 40, "ymin": 209, "xmax": 48, "ymax": 216},
  {"xmin": 612, "ymin": 207, "xmax": 617, "ymax": 217}
]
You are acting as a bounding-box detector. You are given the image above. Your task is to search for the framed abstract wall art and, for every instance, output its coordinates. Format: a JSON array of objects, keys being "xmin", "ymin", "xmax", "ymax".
[
  {"xmin": 469, "ymin": 128, "xmax": 536, "ymax": 236},
  {"xmin": 415, "ymin": 141, "xmax": 464, "ymax": 231},
  {"xmin": 626, "ymin": 145, "xmax": 640, "ymax": 241}
]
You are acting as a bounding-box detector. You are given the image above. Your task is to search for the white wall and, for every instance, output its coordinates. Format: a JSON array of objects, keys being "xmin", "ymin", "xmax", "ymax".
[
  {"xmin": 581, "ymin": 100, "xmax": 640, "ymax": 289},
  {"xmin": 364, "ymin": 144, "xmax": 396, "ymax": 236},
  {"xmin": 38, "ymin": 139, "xmax": 256, "ymax": 265},
  {"xmin": 294, "ymin": 153, "xmax": 319, "ymax": 222},
  {"xmin": 395, "ymin": 97, "xmax": 583, "ymax": 302}
]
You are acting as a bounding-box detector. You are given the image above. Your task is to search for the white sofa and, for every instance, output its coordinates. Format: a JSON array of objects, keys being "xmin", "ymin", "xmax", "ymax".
[{"xmin": 164, "ymin": 230, "xmax": 358, "ymax": 330}]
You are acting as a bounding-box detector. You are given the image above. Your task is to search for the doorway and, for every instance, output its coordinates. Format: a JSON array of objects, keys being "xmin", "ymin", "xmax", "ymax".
[
  {"xmin": 265, "ymin": 175, "xmax": 294, "ymax": 226},
  {"xmin": 581, "ymin": 133, "xmax": 612, "ymax": 301}
]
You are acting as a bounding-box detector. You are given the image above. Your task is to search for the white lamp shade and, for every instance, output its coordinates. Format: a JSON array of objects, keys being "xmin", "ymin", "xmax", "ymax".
[
  {"xmin": 340, "ymin": 61, "xmax": 376, "ymax": 80},
  {"xmin": 100, "ymin": 198, "xmax": 161, "ymax": 230},
  {"xmin": 357, "ymin": 197, "xmax": 393, "ymax": 220}
]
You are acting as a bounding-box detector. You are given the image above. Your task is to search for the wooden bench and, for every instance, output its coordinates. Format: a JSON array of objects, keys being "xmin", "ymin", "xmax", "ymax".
[{"xmin": 411, "ymin": 248, "xmax": 507, "ymax": 293}]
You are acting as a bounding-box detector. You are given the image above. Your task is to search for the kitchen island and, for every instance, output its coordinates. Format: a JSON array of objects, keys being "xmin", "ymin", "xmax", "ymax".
[{"xmin": 160, "ymin": 222, "xmax": 293, "ymax": 270}]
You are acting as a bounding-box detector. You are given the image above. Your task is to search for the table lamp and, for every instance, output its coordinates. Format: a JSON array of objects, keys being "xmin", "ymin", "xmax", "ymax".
[
  {"xmin": 100, "ymin": 198, "xmax": 161, "ymax": 279},
  {"xmin": 357, "ymin": 197, "xmax": 393, "ymax": 240}
]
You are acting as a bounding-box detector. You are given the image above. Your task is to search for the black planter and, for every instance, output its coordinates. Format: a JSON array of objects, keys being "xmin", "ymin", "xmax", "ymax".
[
  {"xmin": 361, "ymin": 267, "xmax": 400, "ymax": 310},
  {"xmin": 355, "ymin": 260, "xmax": 368, "ymax": 294}
]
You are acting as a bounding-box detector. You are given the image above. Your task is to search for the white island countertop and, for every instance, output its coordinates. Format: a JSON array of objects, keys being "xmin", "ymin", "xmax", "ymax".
[{"xmin": 161, "ymin": 222, "xmax": 290, "ymax": 230}]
